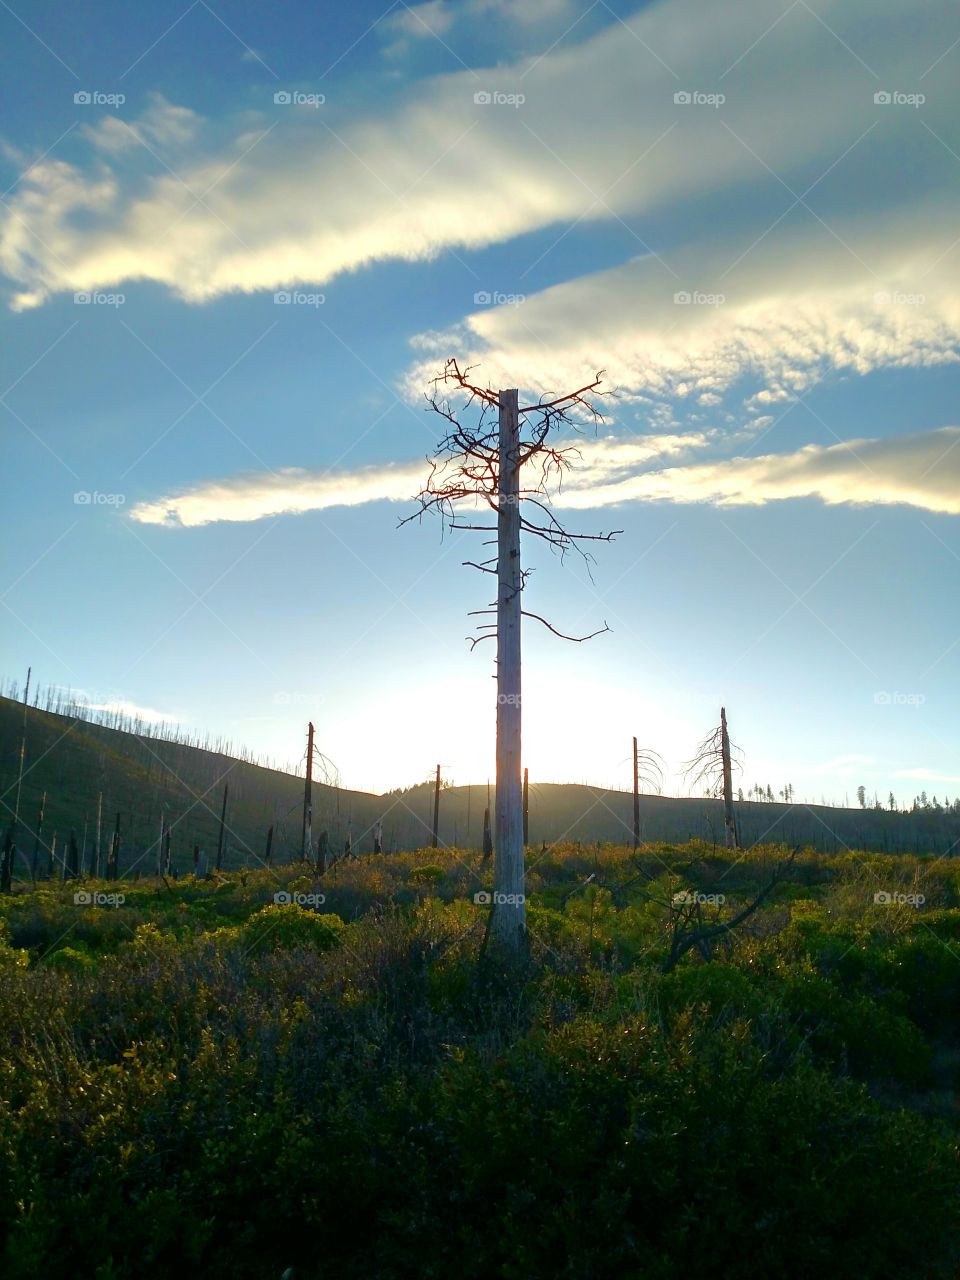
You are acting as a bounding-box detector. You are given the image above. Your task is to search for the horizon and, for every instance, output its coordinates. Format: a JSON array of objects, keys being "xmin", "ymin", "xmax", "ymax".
[
  {"xmin": 3, "ymin": 0, "xmax": 959, "ymax": 811},
  {"xmin": 2, "ymin": 677, "xmax": 951, "ymax": 815}
]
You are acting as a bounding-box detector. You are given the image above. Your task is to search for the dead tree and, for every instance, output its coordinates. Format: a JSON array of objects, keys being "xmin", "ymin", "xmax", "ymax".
[
  {"xmin": 215, "ymin": 783, "xmax": 229, "ymax": 872},
  {"xmin": 632, "ymin": 739, "xmax": 664, "ymax": 849},
  {"xmin": 523, "ymin": 767, "xmax": 529, "ymax": 846},
  {"xmin": 303, "ymin": 722, "xmax": 314, "ymax": 865},
  {"xmin": 684, "ymin": 707, "xmax": 741, "ymax": 849},
  {"xmin": 30, "ymin": 791, "xmax": 45, "ymax": 883},
  {"xmin": 660, "ymin": 847, "xmax": 799, "ymax": 972},
  {"xmin": 404, "ymin": 359, "xmax": 620, "ymax": 954},
  {"xmin": 432, "ymin": 764, "xmax": 441, "ymax": 849},
  {"xmin": 65, "ymin": 829, "xmax": 79, "ymax": 881}
]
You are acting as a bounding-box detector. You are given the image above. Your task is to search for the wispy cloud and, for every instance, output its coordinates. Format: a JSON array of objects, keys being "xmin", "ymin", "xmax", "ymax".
[
  {"xmin": 3, "ymin": 0, "xmax": 955, "ymax": 313},
  {"xmin": 129, "ymin": 426, "xmax": 960, "ymax": 528},
  {"xmin": 553, "ymin": 426, "xmax": 960, "ymax": 515},
  {"xmin": 895, "ymin": 768, "xmax": 960, "ymax": 784},
  {"xmin": 408, "ymin": 206, "xmax": 960, "ymax": 414}
]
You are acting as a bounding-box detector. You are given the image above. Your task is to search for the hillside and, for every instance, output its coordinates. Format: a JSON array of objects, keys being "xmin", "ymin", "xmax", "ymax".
[{"xmin": 1, "ymin": 694, "xmax": 957, "ymax": 876}]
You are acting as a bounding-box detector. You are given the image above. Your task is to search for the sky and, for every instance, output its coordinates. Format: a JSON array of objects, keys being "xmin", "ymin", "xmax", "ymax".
[{"xmin": 2, "ymin": 0, "xmax": 959, "ymax": 805}]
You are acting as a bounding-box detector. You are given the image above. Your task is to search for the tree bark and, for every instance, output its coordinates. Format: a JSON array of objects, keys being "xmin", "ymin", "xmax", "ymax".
[
  {"xmin": 721, "ymin": 706, "xmax": 737, "ymax": 849},
  {"xmin": 491, "ymin": 388, "xmax": 526, "ymax": 952},
  {"xmin": 215, "ymin": 784, "xmax": 229, "ymax": 871},
  {"xmin": 633, "ymin": 736, "xmax": 640, "ymax": 850},
  {"xmin": 303, "ymin": 722, "xmax": 314, "ymax": 865},
  {"xmin": 432, "ymin": 764, "xmax": 441, "ymax": 849}
]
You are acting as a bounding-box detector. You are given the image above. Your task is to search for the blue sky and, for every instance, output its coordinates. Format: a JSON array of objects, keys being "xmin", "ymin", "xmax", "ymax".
[{"xmin": 2, "ymin": 0, "xmax": 960, "ymax": 803}]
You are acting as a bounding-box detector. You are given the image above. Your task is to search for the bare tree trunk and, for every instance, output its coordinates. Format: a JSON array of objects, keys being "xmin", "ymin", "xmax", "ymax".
[
  {"xmin": 66, "ymin": 829, "xmax": 79, "ymax": 881},
  {"xmin": 0, "ymin": 829, "xmax": 12, "ymax": 894},
  {"xmin": 215, "ymin": 784, "xmax": 229, "ymax": 871},
  {"xmin": 303, "ymin": 722, "xmax": 314, "ymax": 865},
  {"xmin": 432, "ymin": 764, "xmax": 441, "ymax": 849},
  {"xmin": 108, "ymin": 813, "xmax": 121, "ymax": 880},
  {"xmin": 93, "ymin": 791, "xmax": 102, "ymax": 878},
  {"xmin": 264, "ymin": 824, "xmax": 274, "ymax": 866},
  {"xmin": 156, "ymin": 813, "xmax": 165, "ymax": 878},
  {"xmin": 721, "ymin": 706, "xmax": 737, "ymax": 849},
  {"xmin": 31, "ymin": 791, "xmax": 45, "ymax": 883},
  {"xmin": 633, "ymin": 736, "xmax": 640, "ymax": 850},
  {"xmin": 523, "ymin": 767, "xmax": 529, "ymax": 846},
  {"xmin": 491, "ymin": 388, "xmax": 526, "ymax": 952}
]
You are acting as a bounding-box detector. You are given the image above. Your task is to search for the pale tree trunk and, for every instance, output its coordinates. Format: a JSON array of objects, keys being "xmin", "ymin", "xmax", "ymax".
[
  {"xmin": 432, "ymin": 764, "xmax": 441, "ymax": 849},
  {"xmin": 491, "ymin": 388, "xmax": 526, "ymax": 952},
  {"xmin": 720, "ymin": 706, "xmax": 737, "ymax": 849},
  {"xmin": 632, "ymin": 736, "xmax": 640, "ymax": 850}
]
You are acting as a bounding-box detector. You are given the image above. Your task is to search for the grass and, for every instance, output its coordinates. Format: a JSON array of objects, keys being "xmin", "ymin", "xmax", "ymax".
[{"xmin": 0, "ymin": 840, "xmax": 959, "ymax": 1278}]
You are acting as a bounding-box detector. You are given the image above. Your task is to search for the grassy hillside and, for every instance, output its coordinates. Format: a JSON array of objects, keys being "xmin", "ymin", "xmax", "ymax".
[{"xmin": 1, "ymin": 695, "xmax": 957, "ymax": 878}]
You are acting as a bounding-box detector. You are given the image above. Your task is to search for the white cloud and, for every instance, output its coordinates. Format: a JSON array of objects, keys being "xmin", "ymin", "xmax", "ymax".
[
  {"xmin": 407, "ymin": 205, "xmax": 960, "ymax": 411},
  {"xmin": 129, "ymin": 460, "xmax": 429, "ymax": 527},
  {"xmin": 2, "ymin": 0, "xmax": 956, "ymax": 312},
  {"xmin": 129, "ymin": 432, "xmax": 705, "ymax": 527},
  {"xmin": 551, "ymin": 426, "xmax": 960, "ymax": 515},
  {"xmin": 80, "ymin": 94, "xmax": 202, "ymax": 155},
  {"xmin": 129, "ymin": 425, "xmax": 960, "ymax": 528},
  {"xmin": 895, "ymin": 769, "xmax": 960, "ymax": 783},
  {"xmin": 71, "ymin": 694, "xmax": 178, "ymax": 724}
]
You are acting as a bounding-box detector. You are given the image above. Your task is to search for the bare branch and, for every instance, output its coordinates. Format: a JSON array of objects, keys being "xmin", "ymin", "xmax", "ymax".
[{"xmin": 522, "ymin": 611, "xmax": 611, "ymax": 643}]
